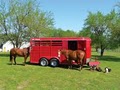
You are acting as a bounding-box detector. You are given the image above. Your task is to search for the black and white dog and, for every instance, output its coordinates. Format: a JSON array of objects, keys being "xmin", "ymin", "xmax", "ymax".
[{"xmin": 104, "ymin": 67, "xmax": 111, "ymax": 73}]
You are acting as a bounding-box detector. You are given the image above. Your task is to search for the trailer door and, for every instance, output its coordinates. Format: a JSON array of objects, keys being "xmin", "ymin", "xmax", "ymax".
[
  {"xmin": 30, "ymin": 41, "xmax": 40, "ymax": 63},
  {"xmin": 68, "ymin": 41, "xmax": 77, "ymax": 50},
  {"xmin": 40, "ymin": 41, "xmax": 51, "ymax": 58},
  {"xmin": 77, "ymin": 40, "xmax": 85, "ymax": 51}
]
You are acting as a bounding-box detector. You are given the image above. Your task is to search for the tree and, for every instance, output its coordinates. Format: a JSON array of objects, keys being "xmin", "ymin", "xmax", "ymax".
[
  {"xmin": 0, "ymin": 0, "xmax": 54, "ymax": 47},
  {"xmin": 46, "ymin": 28, "xmax": 77, "ymax": 37},
  {"xmin": 84, "ymin": 11, "xmax": 111, "ymax": 56},
  {"xmin": 78, "ymin": 27, "xmax": 92, "ymax": 37},
  {"xmin": 105, "ymin": 10, "xmax": 120, "ymax": 49},
  {"xmin": 84, "ymin": 9, "xmax": 120, "ymax": 56}
]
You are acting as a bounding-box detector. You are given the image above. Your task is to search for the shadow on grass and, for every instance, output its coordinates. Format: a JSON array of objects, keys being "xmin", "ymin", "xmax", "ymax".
[
  {"xmin": 0, "ymin": 53, "xmax": 9, "ymax": 57},
  {"xmin": 52, "ymin": 65, "xmax": 90, "ymax": 71},
  {"xmin": 7, "ymin": 61, "xmax": 32, "ymax": 66},
  {"xmin": 92, "ymin": 55, "xmax": 120, "ymax": 62},
  {"xmin": 7, "ymin": 63, "xmax": 25, "ymax": 66},
  {"xmin": 7, "ymin": 61, "xmax": 92, "ymax": 72}
]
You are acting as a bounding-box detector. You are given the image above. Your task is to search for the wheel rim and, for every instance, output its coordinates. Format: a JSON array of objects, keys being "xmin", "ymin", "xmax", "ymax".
[
  {"xmin": 40, "ymin": 58, "xmax": 48, "ymax": 66},
  {"xmin": 51, "ymin": 61, "xmax": 57, "ymax": 67},
  {"xmin": 50, "ymin": 59, "xmax": 58, "ymax": 67},
  {"xmin": 41, "ymin": 60, "xmax": 47, "ymax": 66}
]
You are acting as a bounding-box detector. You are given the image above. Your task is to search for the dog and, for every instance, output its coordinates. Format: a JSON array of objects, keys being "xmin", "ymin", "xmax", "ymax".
[
  {"xmin": 104, "ymin": 67, "xmax": 111, "ymax": 73},
  {"xmin": 96, "ymin": 66, "xmax": 102, "ymax": 72}
]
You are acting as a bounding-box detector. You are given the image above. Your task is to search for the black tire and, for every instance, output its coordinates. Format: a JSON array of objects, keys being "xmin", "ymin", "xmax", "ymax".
[
  {"xmin": 50, "ymin": 58, "xmax": 59, "ymax": 67},
  {"xmin": 39, "ymin": 58, "xmax": 48, "ymax": 66}
]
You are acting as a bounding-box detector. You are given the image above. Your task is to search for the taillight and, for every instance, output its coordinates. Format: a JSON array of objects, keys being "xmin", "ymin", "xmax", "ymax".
[
  {"xmin": 86, "ymin": 58, "xmax": 91, "ymax": 64},
  {"xmin": 58, "ymin": 50, "xmax": 60, "ymax": 57}
]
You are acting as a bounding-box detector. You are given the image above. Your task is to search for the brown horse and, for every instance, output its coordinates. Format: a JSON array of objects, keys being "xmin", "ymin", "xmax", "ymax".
[
  {"xmin": 60, "ymin": 49, "xmax": 85, "ymax": 70},
  {"xmin": 10, "ymin": 47, "xmax": 30, "ymax": 66}
]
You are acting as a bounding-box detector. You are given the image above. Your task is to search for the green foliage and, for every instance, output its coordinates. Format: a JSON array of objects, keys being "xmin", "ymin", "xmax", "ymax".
[
  {"xmin": 78, "ymin": 28, "xmax": 92, "ymax": 37},
  {"xmin": 84, "ymin": 12, "xmax": 107, "ymax": 56},
  {"xmin": 83, "ymin": 9, "xmax": 120, "ymax": 56},
  {"xmin": 0, "ymin": 0, "xmax": 54, "ymax": 47},
  {"xmin": 105, "ymin": 10, "xmax": 120, "ymax": 49},
  {"xmin": 45, "ymin": 28, "xmax": 78, "ymax": 37},
  {"xmin": 0, "ymin": 51, "xmax": 120, "ymax": 90}
]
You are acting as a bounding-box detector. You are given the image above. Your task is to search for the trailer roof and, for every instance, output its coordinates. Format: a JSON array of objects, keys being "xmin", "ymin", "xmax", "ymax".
[{"xmin": 30, "ymin": 37, "xmax": 91, "ymax": 41}]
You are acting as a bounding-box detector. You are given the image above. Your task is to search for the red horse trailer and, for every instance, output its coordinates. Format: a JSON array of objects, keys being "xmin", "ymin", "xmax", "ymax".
[{"xmin": 30, "ymin": 37, "xmax": 91, "ymax": 67}]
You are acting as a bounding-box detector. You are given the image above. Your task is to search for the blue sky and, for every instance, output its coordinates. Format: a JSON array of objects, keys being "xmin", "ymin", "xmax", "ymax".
[{"xmin": 40, "ymin": 0, "xmax": 119, "ymax": 31}]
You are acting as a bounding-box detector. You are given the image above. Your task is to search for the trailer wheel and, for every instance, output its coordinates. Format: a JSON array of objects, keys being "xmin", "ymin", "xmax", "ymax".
[
  {"xmin": 40, "ymin": 58, "xmax": 48, "ymax": 66},
  {"xmin": 50, "ymin": 58, "xmax": 59, "ymax": 67}
]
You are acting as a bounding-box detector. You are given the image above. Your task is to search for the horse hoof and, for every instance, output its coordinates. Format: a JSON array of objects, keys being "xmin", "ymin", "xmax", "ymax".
[
  {"xmin": 68, "ymin": 67, "xmax": 72, "ymax": 69},
  {"xmin": 78, "ymin": 67, "xmax": 82, "ymax": 71},
  {"xmin": 68, "ymin": 66, "xmax": 70, "ymax": 69}
]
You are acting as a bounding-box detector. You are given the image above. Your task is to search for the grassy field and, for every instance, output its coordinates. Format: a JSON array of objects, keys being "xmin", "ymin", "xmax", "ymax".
[{"xmin": 0, "ymin": 50, "xmax": 120, "ymax": 90}]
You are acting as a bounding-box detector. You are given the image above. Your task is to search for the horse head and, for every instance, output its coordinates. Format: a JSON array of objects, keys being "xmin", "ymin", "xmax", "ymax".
[
  {"xmin": 23, "ymin": 46, "xmax": 31, "ymax": 57},
  {"xmin": 59, "ymin": 49, "xmax": 66, "ymax": 54}
]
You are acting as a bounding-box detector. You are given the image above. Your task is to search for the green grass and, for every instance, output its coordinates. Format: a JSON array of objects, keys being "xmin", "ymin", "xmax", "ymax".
[{"xmin": 0, "ymin": 51, "xmax": 120, "ymax": 90}]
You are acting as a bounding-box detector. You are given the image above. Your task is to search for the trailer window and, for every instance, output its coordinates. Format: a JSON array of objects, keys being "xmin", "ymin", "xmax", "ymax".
[
  {"xmin": 31, "ymin": 41, "xmax": 40, "ymax": 46},
  {"xmin": 52, "ymin": 41, "xmax": 62, "ymax": 46},
  {"xmin": 40, "ymin": 41, "xmax": 51, "ymax": 46},
  {"xmin": 68, "ymin": 41, "xmax": 77, "ymax": 50}
]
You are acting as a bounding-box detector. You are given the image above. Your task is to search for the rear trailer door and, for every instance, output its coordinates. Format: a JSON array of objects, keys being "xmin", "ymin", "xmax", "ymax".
[{"xmin": 30, "ymin": 41, "xmax": 40, "ymax": 63}]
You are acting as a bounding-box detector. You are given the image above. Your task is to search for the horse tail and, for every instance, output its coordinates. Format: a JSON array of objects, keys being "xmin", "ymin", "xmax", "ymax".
[
  {"xmin": 9, "ymin": 48, "xmax": 14, "ymax": 62},
  {"xmin": 82, "ymin": 51, "xmax": 86, "ymax": 65},
  {"xmin": 77, "ymin": 50, "xmax": 85, "ymax": 65},
  {"xmin": 10, "ymin": 53, "xmax": 12, "ymax": 62}
]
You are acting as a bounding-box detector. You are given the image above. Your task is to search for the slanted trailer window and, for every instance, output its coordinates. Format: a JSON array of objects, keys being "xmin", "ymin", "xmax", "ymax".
[
  {"xmin": 51, "ymin": 41, "xmax": 62, "ymax": 46},
  {"xmin": 31, "ymin": 41, "xmax": 40, "ymax": 46},
  {"xmin": 40, "ymin": 41, "xmax": 51, "ymax": 46}
]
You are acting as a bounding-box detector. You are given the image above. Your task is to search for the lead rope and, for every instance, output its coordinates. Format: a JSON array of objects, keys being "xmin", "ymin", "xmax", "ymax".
[{"xmin": 67, "ymin": 50, "xmax": 69, "ymax": 61}]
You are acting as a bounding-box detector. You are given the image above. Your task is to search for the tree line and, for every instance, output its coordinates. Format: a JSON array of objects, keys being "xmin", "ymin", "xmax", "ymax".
[
  {"xmin": 0, "ymin": 0, "xmax": 120, "ymax": 56},
  {"xmin": 79, "ymin": 6, "xmax": 120, "ymax": 56}
]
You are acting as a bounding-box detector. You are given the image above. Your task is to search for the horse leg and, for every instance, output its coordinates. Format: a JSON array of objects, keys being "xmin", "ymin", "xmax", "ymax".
[
  {"xmin": 70, "ymin": 60, "xmax": 72, "ymax": 69},
  {"xmin": 14, "ymin": 56, "xmax": 17, "ymax": 65},
  {"xmin": 11, "ymin": 56, "xmax": 14, "ymax": 65},
  {"xmin": 10, "ymin": 54, "xmax": 13, "ymax": 65},
  {"xmin": 23, "ymin": 57, "xmax": 27, "ymax": 66},
  {"xmin": 68, "ymin": 60, "xmax": 72, "ymax": 69},
  {"xmin": 79, "ymin": 65, "xmax": 82, "ymax": 71},
  {"xmin": 68, "ymin": 60, "xmax": 71, "ymax": 69},
  {"xmin": 78, "ymin": 59, "xmax": 83, "ymax": 71}
]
